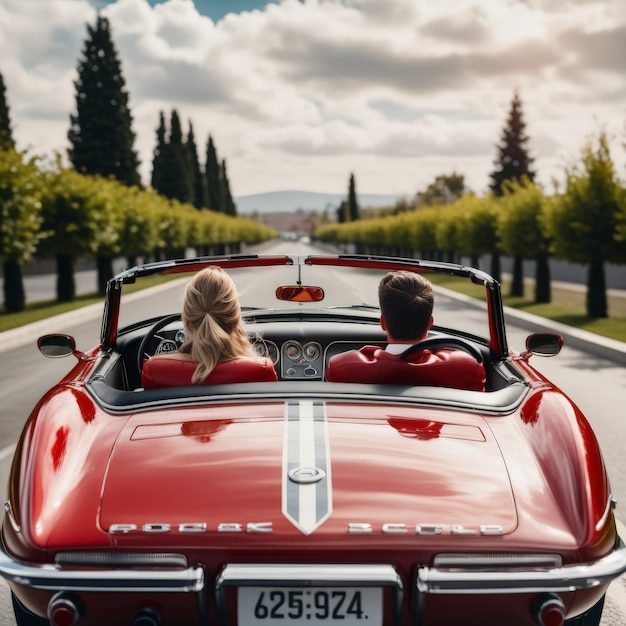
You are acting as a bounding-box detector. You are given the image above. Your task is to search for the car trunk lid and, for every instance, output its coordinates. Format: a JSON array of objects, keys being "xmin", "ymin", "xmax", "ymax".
[{"xmin": 99, "ymin": 400, "xmax": 517, "ymax": 541}]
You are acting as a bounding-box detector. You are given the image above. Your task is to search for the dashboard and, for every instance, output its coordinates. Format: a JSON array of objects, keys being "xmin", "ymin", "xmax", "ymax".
[{"xmin": 146, "ymin": 314, "xmax": 388, "ymax": 381}]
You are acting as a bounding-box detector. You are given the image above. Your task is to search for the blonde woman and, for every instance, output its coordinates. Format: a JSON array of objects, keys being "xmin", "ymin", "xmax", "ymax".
[{"xmin": 141, "ymin": 266, "xmax": 277, "ymax": 389}]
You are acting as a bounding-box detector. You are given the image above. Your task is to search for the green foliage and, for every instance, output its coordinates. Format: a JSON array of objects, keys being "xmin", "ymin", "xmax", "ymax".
[
  {"xmin": 38, "ymin": 167, "xmax": 108, "ymax": 258},
  {"xmin": 68, "ymin": 15, "xmax": 140, "ymax": 186},
  {"xmin": 454, "ymin": 195, "xmax": 500, "ymax": 257},
  {"xmin": 410, "ymin": 208, "xmax": 439, "ymax": 256},
  {"xmin": 117, "ymin": 186, "xmax": 161, "ymax": 259},
  {"xmin": 416, "ymin": 172, "xmax": 467, "ymax": 207},
  {"xmin": 497, "ymin": 178, "xmax": 548, "ymax": 258},
  {"xmin": 543, "ymin": 132, "xmax": 625, "ymax": 265},
  {"xmin": 0, "ymin": 149, "xmax": 44, "ymax": 263},
  {"xmin": 435, "ymin": 204, "xmax": 461, "ymax": 256}
]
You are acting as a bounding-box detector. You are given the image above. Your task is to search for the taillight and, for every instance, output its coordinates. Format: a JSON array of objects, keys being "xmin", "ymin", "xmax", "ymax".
[
  {"xmin": 48, "ymin": 593, "xmax": 82, "ymax": 626},
  {"xmin": 532, "ymin": 593, "xmax": 565, "ymax": 626}
]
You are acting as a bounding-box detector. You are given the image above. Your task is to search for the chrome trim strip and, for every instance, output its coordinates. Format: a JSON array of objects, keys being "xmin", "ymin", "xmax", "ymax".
[
  {"xmin": 416, "ymin": 540, "xmax": 626, "ymax": 595},
  {"xmin": 595, "ymin": 495, "xmax": 614, "ymax": 532},
  {"xmin": 216, "ymin": 563, "xmax": 404, "ymax": 626},
  {"xmin": 87, "ymin": 380, "xmax": 529, "ymax": 416},
  {"xmin": 0, "ymin": 549, "xmax": 204, "ymax": 592},
  {"xmin": 3, "ymin": 501, "xmax": 20, "ymax": 534}
]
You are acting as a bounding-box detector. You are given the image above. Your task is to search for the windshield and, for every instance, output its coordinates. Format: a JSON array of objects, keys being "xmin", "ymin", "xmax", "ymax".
[{"xmin": 114, "ymin": 256, "xmax": 492, "ymax": 345}]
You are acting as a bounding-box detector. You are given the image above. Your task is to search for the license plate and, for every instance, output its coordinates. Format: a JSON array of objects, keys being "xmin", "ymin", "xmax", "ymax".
[{"xmin": 238, "ymin": 586, "xmax": 382, "ymax": 626}]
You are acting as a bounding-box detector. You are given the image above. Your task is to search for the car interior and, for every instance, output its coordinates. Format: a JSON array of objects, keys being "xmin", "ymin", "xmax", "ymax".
[{"xmin": 82, "ymin": 309, "xmax": 531, "ymax": 415}]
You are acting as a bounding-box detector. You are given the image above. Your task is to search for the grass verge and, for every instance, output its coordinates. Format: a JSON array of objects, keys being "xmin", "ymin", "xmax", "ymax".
[
  {"xmin": 429, "ymin": 275, "xmax": 626, "ymax": 344},
  {"xmin": 0, "ymin": 274, "xmax": 179, "ymax": 333}
]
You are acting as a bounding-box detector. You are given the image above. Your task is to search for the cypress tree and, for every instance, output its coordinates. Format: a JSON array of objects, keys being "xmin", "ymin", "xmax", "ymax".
[
  {"xmin": 187, "ymin": 122, "xmax": 207, "ymax": 209},
  {"xmin": 167, "ymin": 110, "xmax": 194, "ymax": 204},
  {"xmin": 68, "ymin": 14, "xmax": 140, "ymax": 293},
  {"xmin": 0, "ymin": 70, "xmax": 15, "ymax": 150},
  {"xmin": 151, "ymin": 111, "xmax": 167, "ymax": 193},
  {"xmin": 68, "ymin": 14, "xmax": 140, "ymax": 185},
  {"xmin": 490, "ymin": 92, "xmax": 535, "ymax": 195},
  {"xmin": 337, "ymin": 200, "xmax": 349, "ymax": 224},
  {"xmin": 220, "ymin": 159, "xmax": 237, "ymax": 216},
  {"xmin": 150, "ymin": 110, "xmax": 193, "ymax": 204},
  {"xmin": 490, "ymin": 92, "xmax": 535, "ymax": 295},
  {"xmin": 347, "ymin": 173, "xmax": 360, "ymax": 221},
  {"xmin": 205, "ymin": 135, "xmax": 221, "ymax": 212}
]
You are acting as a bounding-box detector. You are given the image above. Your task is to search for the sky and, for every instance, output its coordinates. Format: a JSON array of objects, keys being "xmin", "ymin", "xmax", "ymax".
[{"xmin": 0, "ymin": 0, "xmax": 624, "ymax": 199}]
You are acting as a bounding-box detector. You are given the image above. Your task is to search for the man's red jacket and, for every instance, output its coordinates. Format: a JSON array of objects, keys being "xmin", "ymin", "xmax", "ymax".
[{"xmin": 326, "ymin": 346, "xmax": 486, "ymax": 391}]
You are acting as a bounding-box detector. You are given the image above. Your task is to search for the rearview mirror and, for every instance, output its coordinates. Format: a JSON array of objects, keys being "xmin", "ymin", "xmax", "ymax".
[{"xmin": 276, "ymin": 285, "xmax": 325, "ymax": 303}]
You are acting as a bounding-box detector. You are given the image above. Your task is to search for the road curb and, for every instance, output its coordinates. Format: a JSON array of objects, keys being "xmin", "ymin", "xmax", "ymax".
[
  {"xmin": 0, "ymin": 278, "xmax": 189, "ymax": 355},
  {"xmin": 0, "ymin": 302, "xmax": 105, "ymax": 354}
]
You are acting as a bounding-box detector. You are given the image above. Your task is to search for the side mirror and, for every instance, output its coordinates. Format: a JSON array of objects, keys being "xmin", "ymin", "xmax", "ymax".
[
  {"xmin": 38, "ymin": 334, "xmax": 78, "ymax": 358},
  {"xmin": 524, "ymin": 333, "xmax": 563, "ymax": 358}
]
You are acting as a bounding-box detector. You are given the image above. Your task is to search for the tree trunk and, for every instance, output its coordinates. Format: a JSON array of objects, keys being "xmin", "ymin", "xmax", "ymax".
[
  {"xmin": 2, "ymin": 259, "xmax": 25, "ymax": 312},
  {"xmin": 510, "ymin": 256, "xmax": 524, "ymax": 297},
  {"xmin": 490, "ymin": 252, "xmax": 501, "ymax": 284},
  {"xmin": 97, "ymin": 255, "xmax": 114, "ymax": 295},
  {"xmin": 586, "ymin": 259, "xmax": 607, "ymax": 318},
  {"xmin": 56, "ymin": 255, "xmax": 75, "ymax": 302},
  {"xmin": 534, "ymin": 254, "xmax": 551, "ymax": 303}
]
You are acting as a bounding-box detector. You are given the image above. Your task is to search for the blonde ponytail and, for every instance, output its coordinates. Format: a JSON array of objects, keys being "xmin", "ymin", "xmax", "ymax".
[{"xmin": 181, "ymin": 266, "xmax": 255, "ymax": 384}]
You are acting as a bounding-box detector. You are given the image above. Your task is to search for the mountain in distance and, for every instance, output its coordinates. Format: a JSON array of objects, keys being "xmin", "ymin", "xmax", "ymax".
[{"xmin": 234, "ymin": 190, "xmax": 406, "ymax": 215}]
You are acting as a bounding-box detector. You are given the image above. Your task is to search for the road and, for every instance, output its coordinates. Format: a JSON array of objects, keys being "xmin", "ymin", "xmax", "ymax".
[{"xmin": 0, "ymin": 241, "xmax": 625, "ymax": 624}]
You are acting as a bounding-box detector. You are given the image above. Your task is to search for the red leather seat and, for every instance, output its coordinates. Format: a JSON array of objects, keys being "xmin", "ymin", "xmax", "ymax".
[
  {"xmin": 141, "ymin": 355, "xmax": 278, "ymax": 389},
  {"xmin": 326, "ymin": 346, "xmax": 486, "ymax": 391}
]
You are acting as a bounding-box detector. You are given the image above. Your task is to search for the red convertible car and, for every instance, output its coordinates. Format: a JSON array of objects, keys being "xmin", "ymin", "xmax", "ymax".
[{"xmin": 1, "ymin": 254, "xmax": 625, "ymax": 626}]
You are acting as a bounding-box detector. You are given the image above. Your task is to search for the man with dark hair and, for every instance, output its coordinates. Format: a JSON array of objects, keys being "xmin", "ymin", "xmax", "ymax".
[
  {"xmin": 377, "ymin": 270, "xmax": 434, "ymax": 346},
  {"xmin": 326, "ymin": 271, "xmax": 486, "ymax": 391}
]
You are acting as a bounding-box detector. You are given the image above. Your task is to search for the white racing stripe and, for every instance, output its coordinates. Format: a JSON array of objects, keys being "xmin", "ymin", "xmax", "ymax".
[{"xmin": 282, "ymin": 400, "xmax": 332, "ymax": 535}]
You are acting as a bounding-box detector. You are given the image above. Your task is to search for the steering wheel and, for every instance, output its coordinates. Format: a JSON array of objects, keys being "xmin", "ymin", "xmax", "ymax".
[
  {"xmin": 137, "ymin": 313, "xmax": 183, "ymax": 373},
  {"xmin": 400, "ymin": 336, "xmax": 484, "ymax": 363}
]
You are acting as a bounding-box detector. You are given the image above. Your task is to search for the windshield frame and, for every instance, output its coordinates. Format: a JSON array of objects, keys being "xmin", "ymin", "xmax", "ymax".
[{"xmin": 101, "ymin": 254, "xmax": 507, "ymax": 357}]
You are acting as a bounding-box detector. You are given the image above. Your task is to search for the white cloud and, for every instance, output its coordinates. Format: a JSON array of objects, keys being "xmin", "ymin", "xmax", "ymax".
[{"xmin": 0, "ymin": 0, "xmax": 624, "ymax": 197}]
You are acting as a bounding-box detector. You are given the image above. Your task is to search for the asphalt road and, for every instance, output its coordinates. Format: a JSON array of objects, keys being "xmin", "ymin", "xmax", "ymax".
[{"xmin": 1, "ymin": 241, "xmax": 625, "ymax": 624}]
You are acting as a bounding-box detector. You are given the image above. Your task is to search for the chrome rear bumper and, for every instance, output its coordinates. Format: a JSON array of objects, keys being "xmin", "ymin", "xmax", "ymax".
[
  {"xmin": 417, "ymin": 540, "xmax": 626, "ymax": 595},
  {"xmin": 0, "ymin": 548, "xmax": 204, "ymax": 592}
]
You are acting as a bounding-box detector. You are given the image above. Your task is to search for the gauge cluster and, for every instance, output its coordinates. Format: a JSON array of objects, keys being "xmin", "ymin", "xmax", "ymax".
[
  {"xmin": 153, "ymin": 329, "xmax": 186, "ymax": 354},
  {"xmin": 251, "ymin": 338, "xmax": 323, "ymax": 379},
  {"xmin": 280, "ymin": 340, "xmax": 323, "ymax": 379}
]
